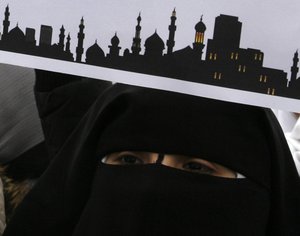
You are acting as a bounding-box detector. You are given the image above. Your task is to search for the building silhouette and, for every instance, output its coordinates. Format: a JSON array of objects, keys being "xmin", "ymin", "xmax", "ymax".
[
  {"xmin": 166, "ymin": 8, "xmax": 176, "ymax": 55},
  {"xmin": 205, "ymin": 14, "xmax": 287, "ymax": 95},
  {"xmin": 108, "ymin": 33, "xmax": 121, "ymax": 58},
  {"xmin": 39, "ymin": 25, "xmax": 53, "ymax": 47},
  {"xmin": 144, "ymin": 31, "xmax": 165, "ymax": 58},
  {"xmin": 0, "ymin": 5, "xmax": 73, "ymax": 61},
  {"xmin": 86, "ymin": 40, "xmax": 105, "ymax": 66},
  {"xmin": 1, "ymin": 5, "xmax": 299, "ymax": 99},
  {"xmin": 287, "ymin": 50, "xmax": 300, "ymax": 95},
  {"xmin": 25, "ymin": 28, "xmax": 36, "ymax": 46},
  {"xmin": 2, "ymin": 5, "xmax": 9, "ymax": 40},
  {"xmin": 66, "ymin": 33, "xmax": 71, "ymax": 53},
  {"xmin": 58, "ymin": 25, "xmax": 65, "ymax": 51},
  {"xmin": 193, "ymin": 15, "xmax": 206, "ymax": 59},
  {"xmin": 131, "ymin": 13, "xmax": 142, "ymax": 55},
  {"xmin": 76, "ymin": 17, "xmax": 85, "ymax": 62}
]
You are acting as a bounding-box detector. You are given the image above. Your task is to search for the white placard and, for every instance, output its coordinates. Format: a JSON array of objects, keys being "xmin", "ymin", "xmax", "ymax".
[{"xmin": 0, "ymin": 0, "xmax": 300, "ymax": 111}]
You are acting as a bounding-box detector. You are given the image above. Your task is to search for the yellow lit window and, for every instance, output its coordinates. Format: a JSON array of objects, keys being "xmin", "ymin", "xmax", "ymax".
[
  {"xmin": 214, "ymin": 53, "xmax": 217, "ymax": 60},
  {"xmin": 195, "ymin": 32, "xmax": 204, "ymax": 44},
  {"xmin": 238, "ymin": 65, "xmax": 242, "ymax": 72},
  {"xmin": 243, "ymin": 66, "xmax": 246, "ymax": 73},
  {"xmin": 214, "ymin": 72, "xmax": 217, "ymax": 79},
  {"xmin": 213, "ymin": 72, "xmax": 222, "ymax": 79},
  {"xmin": 231, "ymin": 52, "xmax": 234, "ymax": 59},
  {"xmin": 272, "ymin": 88, "xmax": 275, "ymax": 95},
  {"xmin": 267, "ymin": 88, "xmax": 270, "ymax": 95},
  {"xmin": 235, "ymin": 53, "xmax": 239, "ymax": 60},
  {"xmin": 200, "ymin": 33, "xmax": 204, "ymax": 44},
  {"xmin": 255, "ymin": 54, "xmax": 258, "ymax": 60},
  {"xmin": 259, "ymin": 75, "xmax": 263, "ymax": 82},
  {"xmin": 259, "ymin": 54, "xmax": 262, "ymax": 61},
  {"xmin": 264, "ymin": 76, "xmax": 267, "ymax": 83},
  {"xmin": 209, "ymin": 53, "xmax": 213, "ymax": 60}
]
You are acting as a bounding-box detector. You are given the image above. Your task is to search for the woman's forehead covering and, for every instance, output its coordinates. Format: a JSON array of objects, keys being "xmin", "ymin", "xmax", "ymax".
[{"xmin": 96, "ymin": 84, "xmax": 271, "ymax": 186}]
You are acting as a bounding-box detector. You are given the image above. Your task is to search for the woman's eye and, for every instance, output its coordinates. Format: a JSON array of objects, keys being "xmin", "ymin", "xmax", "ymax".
[
  {"xmin": 118, "ymin": 155, "xmax": 143, "ymax": 165},
  {"xmin": 182, "ymin": 162, "xmax": 214, "ymax": 175}
]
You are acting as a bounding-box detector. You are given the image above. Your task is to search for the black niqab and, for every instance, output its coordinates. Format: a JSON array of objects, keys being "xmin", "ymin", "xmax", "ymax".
[{"xmin": 4, "ymin": 84, "xmax": 300, "ymax": 236}]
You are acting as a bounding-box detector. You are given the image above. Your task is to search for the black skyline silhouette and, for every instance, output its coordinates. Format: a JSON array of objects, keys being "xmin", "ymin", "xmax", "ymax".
[{"xmin": 1, "ymin": 5, "xmax": 300, "ymax": 99}]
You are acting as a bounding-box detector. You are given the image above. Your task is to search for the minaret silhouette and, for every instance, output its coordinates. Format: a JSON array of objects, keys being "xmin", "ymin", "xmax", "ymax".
[
  {"xmin": 131, "ymin": 13, "xmax": 142, "ymax": 55},
  {"xmin": 66, "ymin": 33, "xmax": 71, "ymax": 53},
  {"xmin": 76, "ymin": 17, "xmax": 85, "ymax": 62},
  {"xmin": 2, "ymin": 5, "xmax": 10, "ymax": 40},
  {"xmin": 291, "ymin": 50, "xmax": 299, "ymax": 82},
  {"xmin": 193, "ymin": 15, "xmax": 206, "ymax": 58},
  {"xmin": 58, "ymin": 25, "xmax": 65, "ymax": 51},
  {"xmin": 109, "ymin": 32, "xmax": 121, "ymax": 57},
  {"xmin": 166, "ymin": 8, "xmax": 177, "ymax": 55}
]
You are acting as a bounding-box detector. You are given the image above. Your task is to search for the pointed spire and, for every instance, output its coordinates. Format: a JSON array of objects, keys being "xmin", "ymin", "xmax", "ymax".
[
  {"xmin": 172, "ymin": 8, "xmax": 176, "ymax": 17},
  {"xmin": 167, "ymin": 7, "xmax": 177, "ymax": 55},
  {"xmin": 76, "ymin": 17, "xmax": 85, "ymax": 62},
  {"xmin": 137, "ymin": 12, "xmax": 141, "ymax": 22},
  {"xmin": 200, "ymin": 15, "xmax": 203, "ymax": 22},
  {"xmin": 2, "ymin": 4, "xmax": 10, "ymax": 40},
  {"xmin": 131, "ymin": 12, "xmax": 142, "ymax": 55},
  {"xmin": 66, "ymin": 33, "xmax": 71, "ymax": 52}
]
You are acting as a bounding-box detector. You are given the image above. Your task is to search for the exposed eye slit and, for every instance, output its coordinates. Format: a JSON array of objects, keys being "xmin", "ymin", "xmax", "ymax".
[{"xmin": 102, "ymin": 152, "xmax": 231, "ymax": 177}]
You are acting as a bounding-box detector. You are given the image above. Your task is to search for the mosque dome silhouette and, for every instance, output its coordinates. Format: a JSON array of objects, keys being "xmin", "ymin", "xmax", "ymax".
[
  {"xmin": 195, "ymin": 17, "xmax": 206, "ymax": 32},
  {"xmin": 86, "ymin": 41, "xmax": 105, "ymax": 65},
  {"xmin": 145, "ymin": 31, "xmax": 165, "ymax": 52},
  {"xmin": 111, "ymin": 34, "xmax": 120, "ymax": 46},
  {"xmin": 7, "ymin": 25, "xmax": 25, "ymax": 41}
]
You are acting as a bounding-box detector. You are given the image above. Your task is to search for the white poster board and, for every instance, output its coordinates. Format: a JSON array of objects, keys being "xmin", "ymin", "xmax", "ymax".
[{"xmin": 0, "ymin": 0, "xmax": 300, "ymax": 111}]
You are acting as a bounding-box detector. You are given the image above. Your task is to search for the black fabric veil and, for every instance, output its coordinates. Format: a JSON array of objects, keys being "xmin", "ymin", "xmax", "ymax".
[{"xmin": 4, "ymin": 84, "xmax": 300, "ymax": 235}]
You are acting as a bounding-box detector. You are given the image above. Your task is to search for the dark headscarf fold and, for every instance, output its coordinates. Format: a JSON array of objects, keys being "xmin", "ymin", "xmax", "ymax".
[{"xmin": 4, "ymin": 84, "xmax": 300, "ymax": 236}]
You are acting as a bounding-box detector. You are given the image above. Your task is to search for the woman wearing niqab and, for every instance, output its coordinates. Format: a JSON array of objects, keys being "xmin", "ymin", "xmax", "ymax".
[{"xmin": 3, "ymin": 84, "xmax": 300, "ymax": 235}]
